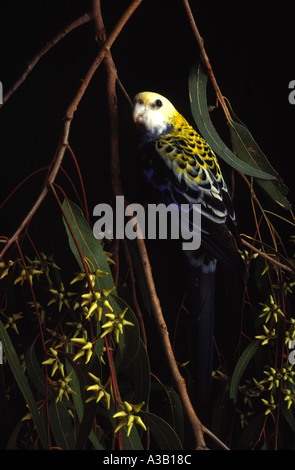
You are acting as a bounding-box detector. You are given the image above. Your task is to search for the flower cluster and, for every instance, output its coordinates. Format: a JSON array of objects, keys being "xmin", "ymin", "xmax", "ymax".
[
  {"xmin": 4, "ymin": 312, "xmax": 23, "ymax": 334},
  {"xmin": 1, "ymin": 252, "xmax": 138, "ymax": 438},
  {"xmin": 100, "ymin": 308, "xmax": 134, "ymax": 344},
  {"xmin": 0, "ymin": 259, "xmax": 14, "ymax": 279},
  {"xmin": 259, "ymin": 295, "xmax": 284, "ymax": 323},
  {"xmin": 48, "ymin": 282, "xmax": 76, "ymax": 312},
  {"xmin": 42, "ymin": 348, "xmax": 65, "ymax": 377},
  {"xmin": 51, "ymin": 372, "xmax": 76, "ymax": 404},
  {"xmin": 285, "ymin": 318, "xmax": 295, "ymax": 349},
  {"xmin": 252, "ymin": 364, "xmax": 295, "ymax": 415},
  {"xmin": 85, "ymin": 372, "xmax": 111, "ymax": 409},
  {"xmin": 255, "ymin": 325, "xmax": 277, "ymax": 345},
  {"xmin": 113, "ymin": 401, "xmax": 146, "ymax": 437}
]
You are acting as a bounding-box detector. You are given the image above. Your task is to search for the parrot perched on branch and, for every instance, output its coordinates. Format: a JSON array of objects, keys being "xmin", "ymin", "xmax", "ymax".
[{"xmin": 132, "ymin": 91, "xmax": 244, "ymax": 404}]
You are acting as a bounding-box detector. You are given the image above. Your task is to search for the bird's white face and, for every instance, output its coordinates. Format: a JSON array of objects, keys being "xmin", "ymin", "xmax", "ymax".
[{"xmin": 133, "ymin": 92, "xmax": 176, "ymax": 137}]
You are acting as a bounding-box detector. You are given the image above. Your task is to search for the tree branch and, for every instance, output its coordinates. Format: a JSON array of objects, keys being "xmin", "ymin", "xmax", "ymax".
[
  {"xmin": 0, "ymin": 0, "xmax": 143, "ymax": 260},
  {"xmin": 182, "ymin": 0, "xmax": 232, "ymax": 121},
  {"xmin": 1, "ymin": 13, "xmax": 93, "ymax": 106},
  {"xmin": 135, "ymin": 235, "xmax": 207, "ymax": 450}
]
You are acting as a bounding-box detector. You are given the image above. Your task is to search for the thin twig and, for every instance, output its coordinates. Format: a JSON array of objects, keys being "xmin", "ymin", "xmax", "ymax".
[
  {"xmin": 0, "ymin": 0, "xmax": 143, "ymax": 260},
  {"xmin": 202, "ymin": 425, "xmax": 230, "ymax": 450},
  {"xmin": 122, "ymin": 239, "xmax": 148, "ymax": 348},
  {"xmin": 242, "ymin": 238, "xmax": 294, "ymax": 274},
  {"xmin": 92, "ymin": 0, "xmax": 206, "ymax": 449},
  {"xmin": 182, "ymin": 0, "xmax": 232, "ymax": 121},
  {"xmin": 135, "ymin": 235, "xmax": 207, "ymax": 450},
  {"xmin": 1, "ymin": 13, "xmax": 93, "ymax": 106}
]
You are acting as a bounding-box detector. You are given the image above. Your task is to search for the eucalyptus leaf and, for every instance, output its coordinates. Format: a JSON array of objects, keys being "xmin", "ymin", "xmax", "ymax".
[
  {"xmin": 129, "ymin": 339, "xmax": 151, "ymax": 406},
  {"xmin": 144, "ymin": 411, "xmax": 183, "ymax": 450},
  {"xmin": 227, "ymin": 104, "xmax": 290, "ymax": 210},
  {"xmin": 281, "ymin": 400, "xmax": 295, "ymax": 434},
  {"xmin": 229, "ymin": 340, "xmax": 260, "ymax": 402},
  {"xmin": 189, "ymin": 62, "xmax": 290, "ymax": 209},
  {"xmin": 236, "ymin": 413, "xmax": 265, "ymax": 450},
  {"xmin": 49, "ymin": 400, "xmax": 76, "ymax": 450},
  {"xmin": 62, "ymin": 198, "xmax": 114, "ymax": 292},
  {"xmin": 0, "ymin": 321, "xmax": 49, "ymax": 449},
  {"xmin": 25, "ymin": 341, "xmax": 53, "ymax": 399},
  {"xmin": 150, "ymin": 381, "xmax": 184, "ymax": 444},
  {"xmin": 189, "ymin": 62, "xmax": 274, "ymax": 179},
  {"xmin": 112, "ymin": 295, "xmax": 140, "ymax": 372},
  {"xmin": 62, "ymin": 198, "xmax": 121, "ymax": 339}
]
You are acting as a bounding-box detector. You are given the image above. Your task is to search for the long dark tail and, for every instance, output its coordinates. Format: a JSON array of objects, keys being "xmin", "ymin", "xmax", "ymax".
[{"xmin": 185, "ymin": 252, "xmax": 216, "ymax": 405}]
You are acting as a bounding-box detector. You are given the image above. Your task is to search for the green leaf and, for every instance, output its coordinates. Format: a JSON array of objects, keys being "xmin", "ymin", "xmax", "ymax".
[
  {"xmin": 0, "ymin": 321, "xmax": 49, "ymax": 449},
  {"xmin": 144, "ymin": 411, "xmax": 183, "ymax": 450},
  {"xmin": 25, "ymin": 340, "xmax": 54, "ymax": 400},
  {"xmin": 281, "ymin": 400, "xmax": 295, "ymax": 434},
  {"xmin": 112, "ymin": 295, "xmax": 140, "ymax": 372},
  {"xmin": 129, "ymin": 339, "xmax": 151, "ymax": 406},
  {"xmin": 210, "ymin": 381, "xmax": 230, "ymax": 447},
  {"xmin": 236, "ymin": 413, "xmax": 265, "ymax": 450},
  {"xmin": 227, "ymin": 105, "xmax": 290, "ymax": 210},
  {"xmin": 76, "ymin": 400, "xmax": 99, "ymax": 450},
  {"xmin": 62, "ymin": 198, "xmax": 122, "ymax": 339},
  {"xmin": 229, "ymin": 340, "xmax": 260, "ymax": 402},
  {"xmin": 49, "ymin": 400, "xmax": 76, "ymax": 450},
  {"xmin": 66, "ymin": 358, "xmax": 105, "ymax": 450},
  {"xmin": 0, "ymin": 364, "xmax": 9, "ymax": 444},
  {"xmin": 62, "ymin": 198, "xmax": 114, "ymax": 292},
  {"xmin": 150, "ymin": 381, "xmax": 184, "ymax": 444},
  {"xmin": 188, "ymin": 62, "xmax": 274, "ymax": 180},
  {"xmin": 125, "ymin": 239, "xmax": 152, "ymax": 315}
]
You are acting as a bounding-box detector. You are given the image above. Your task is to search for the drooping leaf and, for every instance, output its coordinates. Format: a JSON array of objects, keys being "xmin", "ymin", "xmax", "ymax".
[
  {"xmin": 189, "ymin": 62, "xmax": 290, "ymax": 209},
  {"xmin": 62, "ymin": 198, "xmax": 121, "ymax": 341},
  {"xmin": 125, "ymin": 239, "xmax": 152, "ymax": 315},
  {"xmin": 49, "ymin": 400, "xmax": 76, "ymax": 450},
  {"xmin": 62, "ymin": 198, "xmax": 114, "ymax": 292},
  {"xmin": 227, "ymin": 104, "xmax": 290, "ymax": 210},
  {"xmin": 0, "ymin": 321, "xmax": 49, "ymax": 449},
  {"xmin": 76, "ymin": 399, "xmax": 99, "ymax": 450},
  {"xmin": 112, "ymin": 295, "xmax": 140, "ymax": 372},
  {"xmin": 62, "ymin": 199, "xmax": 144, "ymax": 449},
  {"xmin": 144, "ymin": 411, "xmax": 183, "ymax": 450},
  {"xmin": 229, "ymin": 340, "xmax": 260, "ymax": 402},
  {"xmin": 189, "ymin": 62, "xmax": 274, "ymax": 179},
  {"xmin": 150, "ymin": 381, "xmax": 184, "ymax": 444},
  {"xmin": 237, "ymin": 413, "xmax": 266, "ymax": 450},
  {"xmin": 25, "ymin": 340, "xmax": 54, "ymax": 400},
  {"xmin": 66, "ymin": 357, "xmax": 105, "ymax": 450},
  {"xmin": 0, "ymin": 362, "xmax": 9, "ymax": 441},
  {"xmin": 210, "ymin": 381, "xmax": 230, "ymax": 448},
  {"xmin": 129, "ymin": 339, "xmax": 151, "ymax": 406},
  {"xmin": 281, "ymin": 400, "xmax": 295, "ymax": 435}
]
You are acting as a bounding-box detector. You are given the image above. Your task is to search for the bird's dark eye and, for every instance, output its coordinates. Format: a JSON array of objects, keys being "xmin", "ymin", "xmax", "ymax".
[{"xmin": 151, "ymin": 99, "xmax": 163, "ymax": 109}]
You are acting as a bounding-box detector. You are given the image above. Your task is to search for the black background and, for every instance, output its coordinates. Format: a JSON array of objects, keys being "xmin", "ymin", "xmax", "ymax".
[
  {"xmin": 2, "ymin": 1, "xmax": 295, "ymax": 231},
  {"xmin": 1, "ymin": 0, "xmax": 295, "ymax": 447}
]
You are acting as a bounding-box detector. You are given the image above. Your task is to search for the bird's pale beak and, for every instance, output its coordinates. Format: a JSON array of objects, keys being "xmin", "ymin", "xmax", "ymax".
[{"xmin": 132, "ymin": 103, "xmax": 146, "ymax": 126}]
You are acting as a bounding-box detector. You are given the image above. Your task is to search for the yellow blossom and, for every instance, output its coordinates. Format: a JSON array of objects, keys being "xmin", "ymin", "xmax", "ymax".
[{"xmin": 113, "ymin": 401, "xmax": 146, "ymax": 437}]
